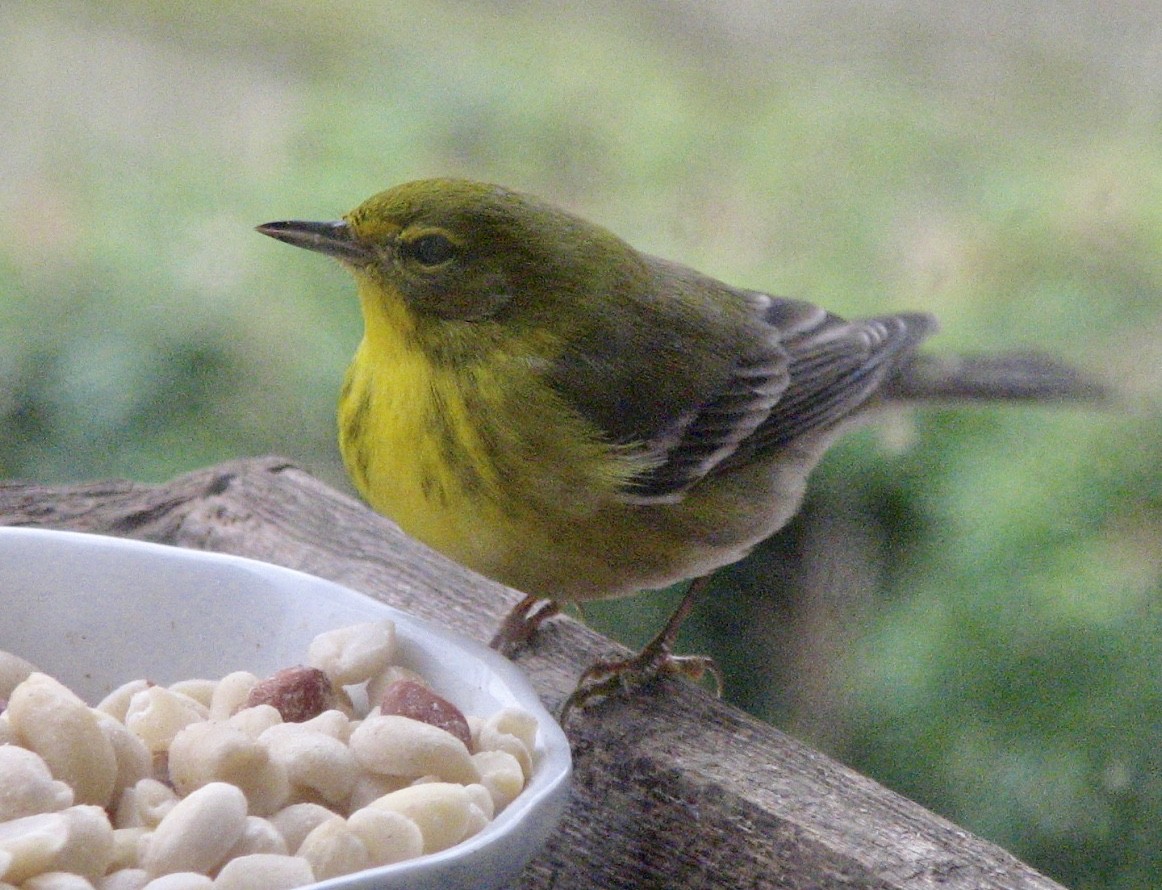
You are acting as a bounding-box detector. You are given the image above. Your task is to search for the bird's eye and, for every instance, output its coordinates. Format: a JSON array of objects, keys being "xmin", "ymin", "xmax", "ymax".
[{"xmin": 405, "ymin": 233, "xmax": 456, "ymax": 267}]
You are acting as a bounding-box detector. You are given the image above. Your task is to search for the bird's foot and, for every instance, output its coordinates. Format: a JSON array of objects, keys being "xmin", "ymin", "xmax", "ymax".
[
  {"xmin": 559, "ymin": 576, "xmax": 722, "ymax": 720},
  {"xmin": 560, "ymin": 643, "xmax": 722, "ymax": 721},
  {"xmin": 490, "ymin": 594, "xmax": 562, "ymax": 654}
]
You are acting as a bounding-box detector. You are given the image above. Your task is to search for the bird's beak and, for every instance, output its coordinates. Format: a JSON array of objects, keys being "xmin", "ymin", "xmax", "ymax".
[{"xmin": 255, "ymin": 219, "xmax": 376, "ymax": 264}]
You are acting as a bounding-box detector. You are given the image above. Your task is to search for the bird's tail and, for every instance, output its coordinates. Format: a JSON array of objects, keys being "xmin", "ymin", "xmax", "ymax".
[{"xmin": 883, "ymin": 352, "xmax": 1110, "ymax": 403}]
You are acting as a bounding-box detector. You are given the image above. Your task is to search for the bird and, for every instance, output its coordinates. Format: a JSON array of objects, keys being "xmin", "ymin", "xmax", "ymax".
[{"xmin": 257, "ymin": 178, "xmax": 1105, "ymax": 714}]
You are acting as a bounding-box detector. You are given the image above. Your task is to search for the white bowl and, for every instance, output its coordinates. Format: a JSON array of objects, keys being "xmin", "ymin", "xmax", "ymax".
[{"xmin": 0, "ymin": 526, "xmax": 571, "ymax": 890}]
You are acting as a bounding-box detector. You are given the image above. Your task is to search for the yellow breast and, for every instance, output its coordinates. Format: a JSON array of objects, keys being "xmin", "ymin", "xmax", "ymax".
[
  {"xmin": 337, "ymin": 282, "xmax": 638, "ymax": 589},
  {"xmin": 339, "ymin": 343, "xmax": 503, "ymax": 571}
]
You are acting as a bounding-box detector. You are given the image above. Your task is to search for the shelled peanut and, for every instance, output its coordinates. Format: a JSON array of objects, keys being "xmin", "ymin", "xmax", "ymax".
[{"xmin": 0, "ymin": 621, "xmax": 537, "ymax": 888}]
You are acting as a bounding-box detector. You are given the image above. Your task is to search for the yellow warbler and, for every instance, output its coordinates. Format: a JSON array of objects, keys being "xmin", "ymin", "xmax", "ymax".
[{"xmin": 258, "ymin": 178, "xmax": 1103, "ymax": 709}]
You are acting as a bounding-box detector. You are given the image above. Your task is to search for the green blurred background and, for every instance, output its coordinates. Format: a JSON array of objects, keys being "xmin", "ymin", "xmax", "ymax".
[{"xmin": 2, "ymin": 2, "xmax": 1159, "ymax": 887}]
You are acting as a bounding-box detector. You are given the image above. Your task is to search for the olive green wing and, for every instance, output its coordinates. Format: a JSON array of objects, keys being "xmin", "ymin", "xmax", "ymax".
[
  {"xmin": 542, "ymin": 244, "xmax": 935, "ymax": 504},
  {"xmin": 618, "ymin": 324, "xmax": 793, "ymax": 502},
  {"xmin": 620, "ymin": 296, "xmax": 936, "ymax": 502},
  {"xmin": 729, "ymin": 300, "xmax": 937, "ymax": 456},
  {"xmin": 544, "ymin": 267, "xmax": 799, "ymax": 503}
]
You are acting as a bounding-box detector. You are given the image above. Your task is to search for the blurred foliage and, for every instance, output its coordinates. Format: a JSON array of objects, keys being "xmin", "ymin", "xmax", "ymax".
[{"xmin": 2, "ymin": 2, "xmax": 1159, "ymax": 887}]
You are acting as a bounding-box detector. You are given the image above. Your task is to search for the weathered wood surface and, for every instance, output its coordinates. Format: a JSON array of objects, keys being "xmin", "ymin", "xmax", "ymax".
[{"xmin": 0, "ymin": 457, "xmax": 1065, "ymax": 889}]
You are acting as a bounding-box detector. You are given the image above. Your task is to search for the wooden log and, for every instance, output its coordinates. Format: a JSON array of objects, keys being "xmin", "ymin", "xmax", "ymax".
[{"xmin": 0, "ymin": 457, "xmax": 1064, "ymax": 889}]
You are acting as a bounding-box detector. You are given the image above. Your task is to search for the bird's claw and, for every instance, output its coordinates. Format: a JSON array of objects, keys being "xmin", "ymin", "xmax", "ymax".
[
  {"xmin": 560, "ymin": 575, "xmax": 721, "ymax": 720},
  {"xmin": 489, "ymin": 595, "xmax": 562, "ymax": 654},
  {"xmin": 559, "ymin": 641, "xmax": 723, "ymax": 721}
]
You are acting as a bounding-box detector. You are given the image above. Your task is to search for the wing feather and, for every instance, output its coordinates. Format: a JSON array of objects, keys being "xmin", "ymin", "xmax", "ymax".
[{"xmin": 622, "ymin": 295, "xmax": 935, "ymax": 502}]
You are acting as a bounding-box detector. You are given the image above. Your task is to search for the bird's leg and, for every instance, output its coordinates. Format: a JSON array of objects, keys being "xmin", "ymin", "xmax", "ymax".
[
  {"xmin": 560, "ymin": 575, "xmax": 723, "ymax": 720},
  {"xmin": 489, "ymin": 594, "xmax": 562, "ymax": 653}
]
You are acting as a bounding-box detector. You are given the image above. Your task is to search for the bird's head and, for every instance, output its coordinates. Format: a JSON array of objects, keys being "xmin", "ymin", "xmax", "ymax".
[{"xmin": 257, "ymin": 179, "xmax": 645, "ymax": 336}]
